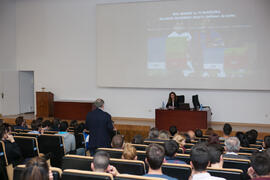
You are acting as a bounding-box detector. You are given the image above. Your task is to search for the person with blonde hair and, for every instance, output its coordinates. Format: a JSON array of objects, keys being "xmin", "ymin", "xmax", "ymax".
[
  {"xmin": 122, "ymin": 143, "xmax": 137, "ymax": 160},
  {"xmin": 173, "ymin": 134, "xmax": 186, "ymax": 153}
]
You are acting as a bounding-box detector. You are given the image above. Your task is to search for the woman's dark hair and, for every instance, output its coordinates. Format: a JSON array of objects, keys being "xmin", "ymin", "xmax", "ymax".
[
  {"xmin": 132, "ymin": 134, "xmax": 144, "ymax": 144},
  {"xmin": 167, "ymin": 92, "xmax": 177, "ymax": 104},
  {"xmin": 195, "ymin": 129, "xmax": 203, "ymax": 137},
  {"xmin": 74, "ymin": 123, "xmax": 85, "ymax": 135},
  {"xmin": 51, "ymin": 118, "xmax": 61, "ymax": 130},
  {"xmin": 21, "ymin": 157, "xmax": 50, "ymax": 180},
  {"xmin": 236, "ymin": 131, "xmax": 250, "ymax": 147},
  {"xmin": 15, "ymin": 116, "xmax": 24, "ymax": 126},
  {"xmin": 70, "ymin": 120, "xmax": 78, "ymax": 128},
  {"xmin": 207, "ymin": 133, "xmax": 220, "ymax": 145}
]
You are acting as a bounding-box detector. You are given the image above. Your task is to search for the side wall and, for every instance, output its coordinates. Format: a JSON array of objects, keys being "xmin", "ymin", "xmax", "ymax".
[{"xmin": 15, "ymin": 0, "xmax": 270, "ymax": 124}]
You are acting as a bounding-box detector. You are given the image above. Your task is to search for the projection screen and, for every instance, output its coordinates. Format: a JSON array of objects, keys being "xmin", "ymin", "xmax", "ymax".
[{"xmin": 97, "ymin": 0, "xmax": 270, "ymax": 90}]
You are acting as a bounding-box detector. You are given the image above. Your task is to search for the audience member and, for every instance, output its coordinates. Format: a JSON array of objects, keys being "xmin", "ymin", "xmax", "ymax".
[
  {"xmin": 122, "ymin": 143, "xmax": 137, "ymax": 160},
  {"xmin": 247, "ymin": 151, "xmax": 270, "ymax": 179},
  {"xmin": 14, "ymin": 116, "xmax": 28, "ymax": 130},
  {"xmin": 75, "ymin": 122, "xmax": 89, "ymax": 150},
  {"xmin": 207, "ymin": 133, "xmax": 220, "ymax": 145},
  {"xmin": 187, "ymin": 130, "xmax": 195, "ymax": 141},
  {"xmin": 145, "ymin": 127, "xmax": 159, "ymax": 141},
  {"xmin": 236, "ymin": 131, "xmax": 250, "ymax": 147},
  {"xmin": 159, "ymin": 130, "xmax": 170, "ymax": 140},
  {"xmin": 91, "ymin": 151, "xmax": 119, "ymax": 176},
  {"xmin": 0, "ymin": 126, "xmax": 23, "ymax": 166},
  {"xmin": 69, "ymin": 120, "xmax": 78, "ymax": 129},
  {"xmin": 184, "ymin": 133, "xmax": 191, "ymax": 143},
  {"xmin": 111, "ymin": 134, "xmax": 124, "ymax": 149},
  {"xmin": 169, "ymin": 125, "xmax": 178, "ymax": 136},
  {"xmin": 144, "ymin": 144, "xmax": 177, "ymax": 180},
  {"xmin": 195, "ymin": 129, "xmax": 203, "ymax": 138},
  {"xmin": 50, "ymin": 118, "xmax": 61, "ymax": 131},
  {"xmin": 21, "ymin": 156, "xmax": 53, "ymax": 180},
  {"xmin": 224, "ymin": 137, "xmax": 249, "ymax": 159},
  {"xmin": 220, "ymin": 123, "xmax": 232, "ymax": 140},
  {"xmin": 57, "ymin": 121, "xmax": 76, "ymax": 154},
  {"xmin": 205, "ymin": 128, "xmax": 214, "ymax": 136},
  {"xmin": 173, "ymin": 134, "xmax": 186, "ymax": 152},
  {"xmin": 42, "ymin": 120, "xmax": 52, "ymax": 131},
  {"xmin": 208, "ymin": 144, "xmax": 224, "ymax": 169},
  {"xmin": 246, "ymin": 129, "xmax": 258, "ymax": 144},
  {"xmin": 28, "ymin": 120, "xmax": 43, "ymax": 134},
  {"xmin": 36, "ymin": 117, "xmax": 43, "ymax": 124},
  {"xmin": 132, "ymin": 134, "xmax": 144, "ymax": 144},
  {"xmin": 189, "ymin": 143, "xmax": 225, "ymax": 180},
  {"xmin": 164, "ymin": 140, "xmax": 186, "ymax": 164},
  {"xmin": 263, "ymin": 136, "xmax": 270, "ymax": 150}
]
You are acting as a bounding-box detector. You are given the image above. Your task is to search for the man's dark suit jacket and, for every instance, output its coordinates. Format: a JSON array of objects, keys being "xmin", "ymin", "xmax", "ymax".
[{"xmin": 85, "ymin": 108, "xmax": 114, "ymax": 150}]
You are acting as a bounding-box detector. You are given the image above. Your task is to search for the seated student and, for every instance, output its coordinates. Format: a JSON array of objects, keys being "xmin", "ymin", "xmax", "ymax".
[
  {"xmin": 28, "ymin": 120, "xmax": 43, "ymax": 134},
  {"xmin": 169, "ymin": 126, "xmax": 178, "ymax": 137},
  {"xmin": 195, "ymin": 129, "xmax": 203, "ymax": 138},
  {"xmin": 207, "ymin": 133, "xmax": 220, "ymax": 145},
  {"xmin": 189, "ymin": 143, "xmax": 225, "ymax": 180},
  {"xmin": 205, "ymin": 128, "xmax": 214, "ymax": 136},
  {"xmin": 57, "ymin": 121, "xmax": 76, "ymax": 154},
  {"xmin": 0, "ymin": 126, "xmax": 23, "ymax": 166},
  {"xmin": 111, "ymin": 134, "xmax": 124, "ymax": 149},
  {"xmin": 50, "ymin": 118, "xmax": 61, "ymax": 131},
  {"xmin": 144, "ymin": 144, "xmax": 177, "ymax": 180},
  {"xmin": 158, "ymin": 130, "xmax": 170, "ymax": 140},
  {"xmin": 219, "ymin": 123, "xmax": 232, "ymax": 141},
  {"xmin": 173, "ymin": 134, "xmax": 186, "ymax": 152},
  {"xmin": 208, "ymin": 144, "xmax": 224, "ymax": 169},
  {"xmin": 122, "ymin": 143, "xmax": 137, "ymax": 160},
  {"xmin": 246, "ymin": 129, "xmax": 258, "ymax": 144},
  {"xmin": 132, "ymin": 134, "xmax": 144, "ymax": 144},
  {"xmin": 42, "ymin": 120, "xmax": 52, "ymax": 132},
  {"xmin": 164, "ymin": 140, "xmax": 186, "ymax": 164},
  {"xmin": 187, "ymin": 130, "xmax": 196, "ymax": 141},
  {"xmin": 74, "ymin": 122, "xmax": 89, "ymax": 150},
  {"xmin": 247, "ymin": 151, "xmax": 270, "ymax": 179},
  {"xmin": 69, "ymin": 120, "xmax": 78, "ymax": 130},
  {"xmin": 14, "ymin": 116, "xmax": 28, "ymax": 130},
  {"xmin": 236, "ymin": 131, "xmax": 250, "ymax": 147},
  {"xmin": 91, "ymin": 151, "xmax": 119, "ymax": 176},
  {"xmin": 21, "ymin": 156, "xmax": 53, "ymax": 180},
  {"xmin": 224, "ymin": 137, "xmax": 249, "ymax": 159},
  {"xmin": 263, "ymin": 136, "xmax": 270, "ymax": 150},
  {"xmin": 145, "ymin": 128, "xmax": 159, "ymax": 141}
]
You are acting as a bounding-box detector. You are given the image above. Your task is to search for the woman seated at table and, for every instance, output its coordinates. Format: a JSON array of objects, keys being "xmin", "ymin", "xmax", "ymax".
[{"xmin": 166, "ymin": 91, "xmax": 179, "ymax": 109}]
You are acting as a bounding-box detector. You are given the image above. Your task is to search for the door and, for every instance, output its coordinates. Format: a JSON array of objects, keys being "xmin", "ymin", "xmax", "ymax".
[{"xmin": 19, "ymin": 71, "xmax": 34, "ymax": 114}]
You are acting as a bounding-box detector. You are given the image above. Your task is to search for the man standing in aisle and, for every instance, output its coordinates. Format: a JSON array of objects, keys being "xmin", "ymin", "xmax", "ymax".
[{"xmin": 86, "ymin": 98, "xmax": 115, "ymax": 155}]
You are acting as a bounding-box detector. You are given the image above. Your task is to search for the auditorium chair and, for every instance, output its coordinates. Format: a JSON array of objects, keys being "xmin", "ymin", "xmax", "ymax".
[
  {"xmin": 162, "ymin": 163, "xmax": 192, "ymax": 180},
  {"xmin": 13, "ymin": 164, "xmax": 62, "ymax": 180},
  {"xmin": 223, "ymin": 157, "xmax": 250, "ymax": 179},
  {"xmin": 38, "ymin": 134, "xmax": 65, "ymax": 168},
  {"xmin": 62, "ymin": 154, "xmax": 146, "ymax": 175},
  {"xmin": 97, "ymin": 148, "xmax": 147, "ymax": 161},
  {"xmin": 44, "ymin": 131, "xmax": 57, "ymax": 134},
  {"xmin": 177, "ymin": 147, "xmax": 184, "ymax": 154},
  {"xmin": 74, "ymin": 133, "xmax": 86, "ymax": 149},
  {"xmin": 130, "ymin": 144, "xmax": 147, "ymax": 151},
  {"xmin": 143, "ymin": 140, "xmax": 165, "ymax": 145},
  {"xmin": 239, "ymin": 147, "xmax": 258, "ymax": 153},
  {"xmin": 0, "ymin": 141, "xmax": 10, "ymax": 180},
  {"xmin": 183, "ymin": 143, "xmax": 194, "ymax": 149},
  {"xmin": 248, "ymin": 144, "xmax": 262, "ymax": 149},
  {"xmin": 62, "ymin": 169, "xmax": 113, "ymax": 180},
  {"xmin": 14, "ymin": 132, "xmax": 40, "ymax": 138},
  {"xmin": 115, "ymin": 174, "xmax": 166, "ymax": 180},
  {"xmin": 207, "ymin": 167, "xmax": 244, "ymax": 180},
  {"xmin": 175, "ymin": 153, "xmax": 190, "ymax": 164},
  {"xmin": 13, "ymin": 136, "xmax": 40, "ymax": 159}
]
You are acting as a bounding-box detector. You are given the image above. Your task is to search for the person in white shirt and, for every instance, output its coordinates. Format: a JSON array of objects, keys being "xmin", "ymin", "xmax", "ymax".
[{"xmin": 189, "ymin": 143, "xmax": 225, "ymax": 180}]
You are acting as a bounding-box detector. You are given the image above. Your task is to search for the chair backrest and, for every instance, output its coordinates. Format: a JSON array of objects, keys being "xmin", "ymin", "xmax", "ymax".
[
  {"xmin": 177, "ymin": 95, "xmax": 185, "ymax": 104},
  {"xmin": 223, "ymin": 157, "xmax": 250, "ymax": 179},
  {"xmin": 239, "ymin": 147, "xmax": 258, "ymax": 153},
  {"xmin": 109, "ymin": 158, "xmax": 145, "ymax": 175},
  {"xmin": 143, "ymin": 140, "xmax": 165, "ymax": 146},
  {"xmin": 0, "ymin": 141, "xmax": 9, "ymax": 180},
  {"xmin": 162, "ymin": 163, "xmax": 191, "ymax": 180},
  {"xmin": 62, "ymin": 155, "xmax": 93, "ymax": 171},
  {"xmin": 130, "ymin": 144, "xmax": 147, "ymax": 151},
  {"xmin": 97, "ymin": 148, "xmax": 123, "ymax": 159},
  {"xmin": 207, "ymin": 167, "xmax": 243, "ymax": 180},
  {"xmin": 183, "ymin": 143, "xmax": 195, "ymax": 149},
  {"xmin": 115, "ymin": 174, "xmax": 166, "ymax": 180},
  {"xmin": 13, "ymin": 164, "xmax": 63, "ymax": 180},
  {"xmin": 62, "ymin": 169, "xmax": 113, "ymax": 180},
  {"xmin": 74, "ymin": 133, "xmax": 86, "ymax": 149},
  {"xmin": 38, "ymin": 134, "xmax": 65, "ymax": 168},
  {"xmin": 14, "ymin": 133, "xmax": 40, "ymax": 138},
  {"xmin": 175, "ymin": 153, "xmax": 190, "ymax": 164},
  {"xmin": 14, "ymin": 136, "xmax": 39, "ymax": 159}
]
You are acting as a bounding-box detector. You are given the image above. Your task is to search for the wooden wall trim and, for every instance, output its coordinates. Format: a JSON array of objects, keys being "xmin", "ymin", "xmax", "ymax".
[{"xmin": 112, "ymin": 117, "xmax": 154, "ymax": 122}]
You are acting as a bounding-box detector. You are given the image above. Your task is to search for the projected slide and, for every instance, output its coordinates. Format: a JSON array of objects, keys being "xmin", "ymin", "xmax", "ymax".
[{"xmin": 97, "ymin": 0, "xmax": 270, "ymax": 90}]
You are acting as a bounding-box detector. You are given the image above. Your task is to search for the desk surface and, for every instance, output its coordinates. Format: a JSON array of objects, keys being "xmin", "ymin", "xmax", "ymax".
[{"xmin": 155, "ymin": 109, "xmax": 210, "ymax": 131}]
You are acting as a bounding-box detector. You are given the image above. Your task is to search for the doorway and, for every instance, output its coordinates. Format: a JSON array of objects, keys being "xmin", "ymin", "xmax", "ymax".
[{"xmin": 19, "ymin": 71, "xmax": 34, "ymax": 114}]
